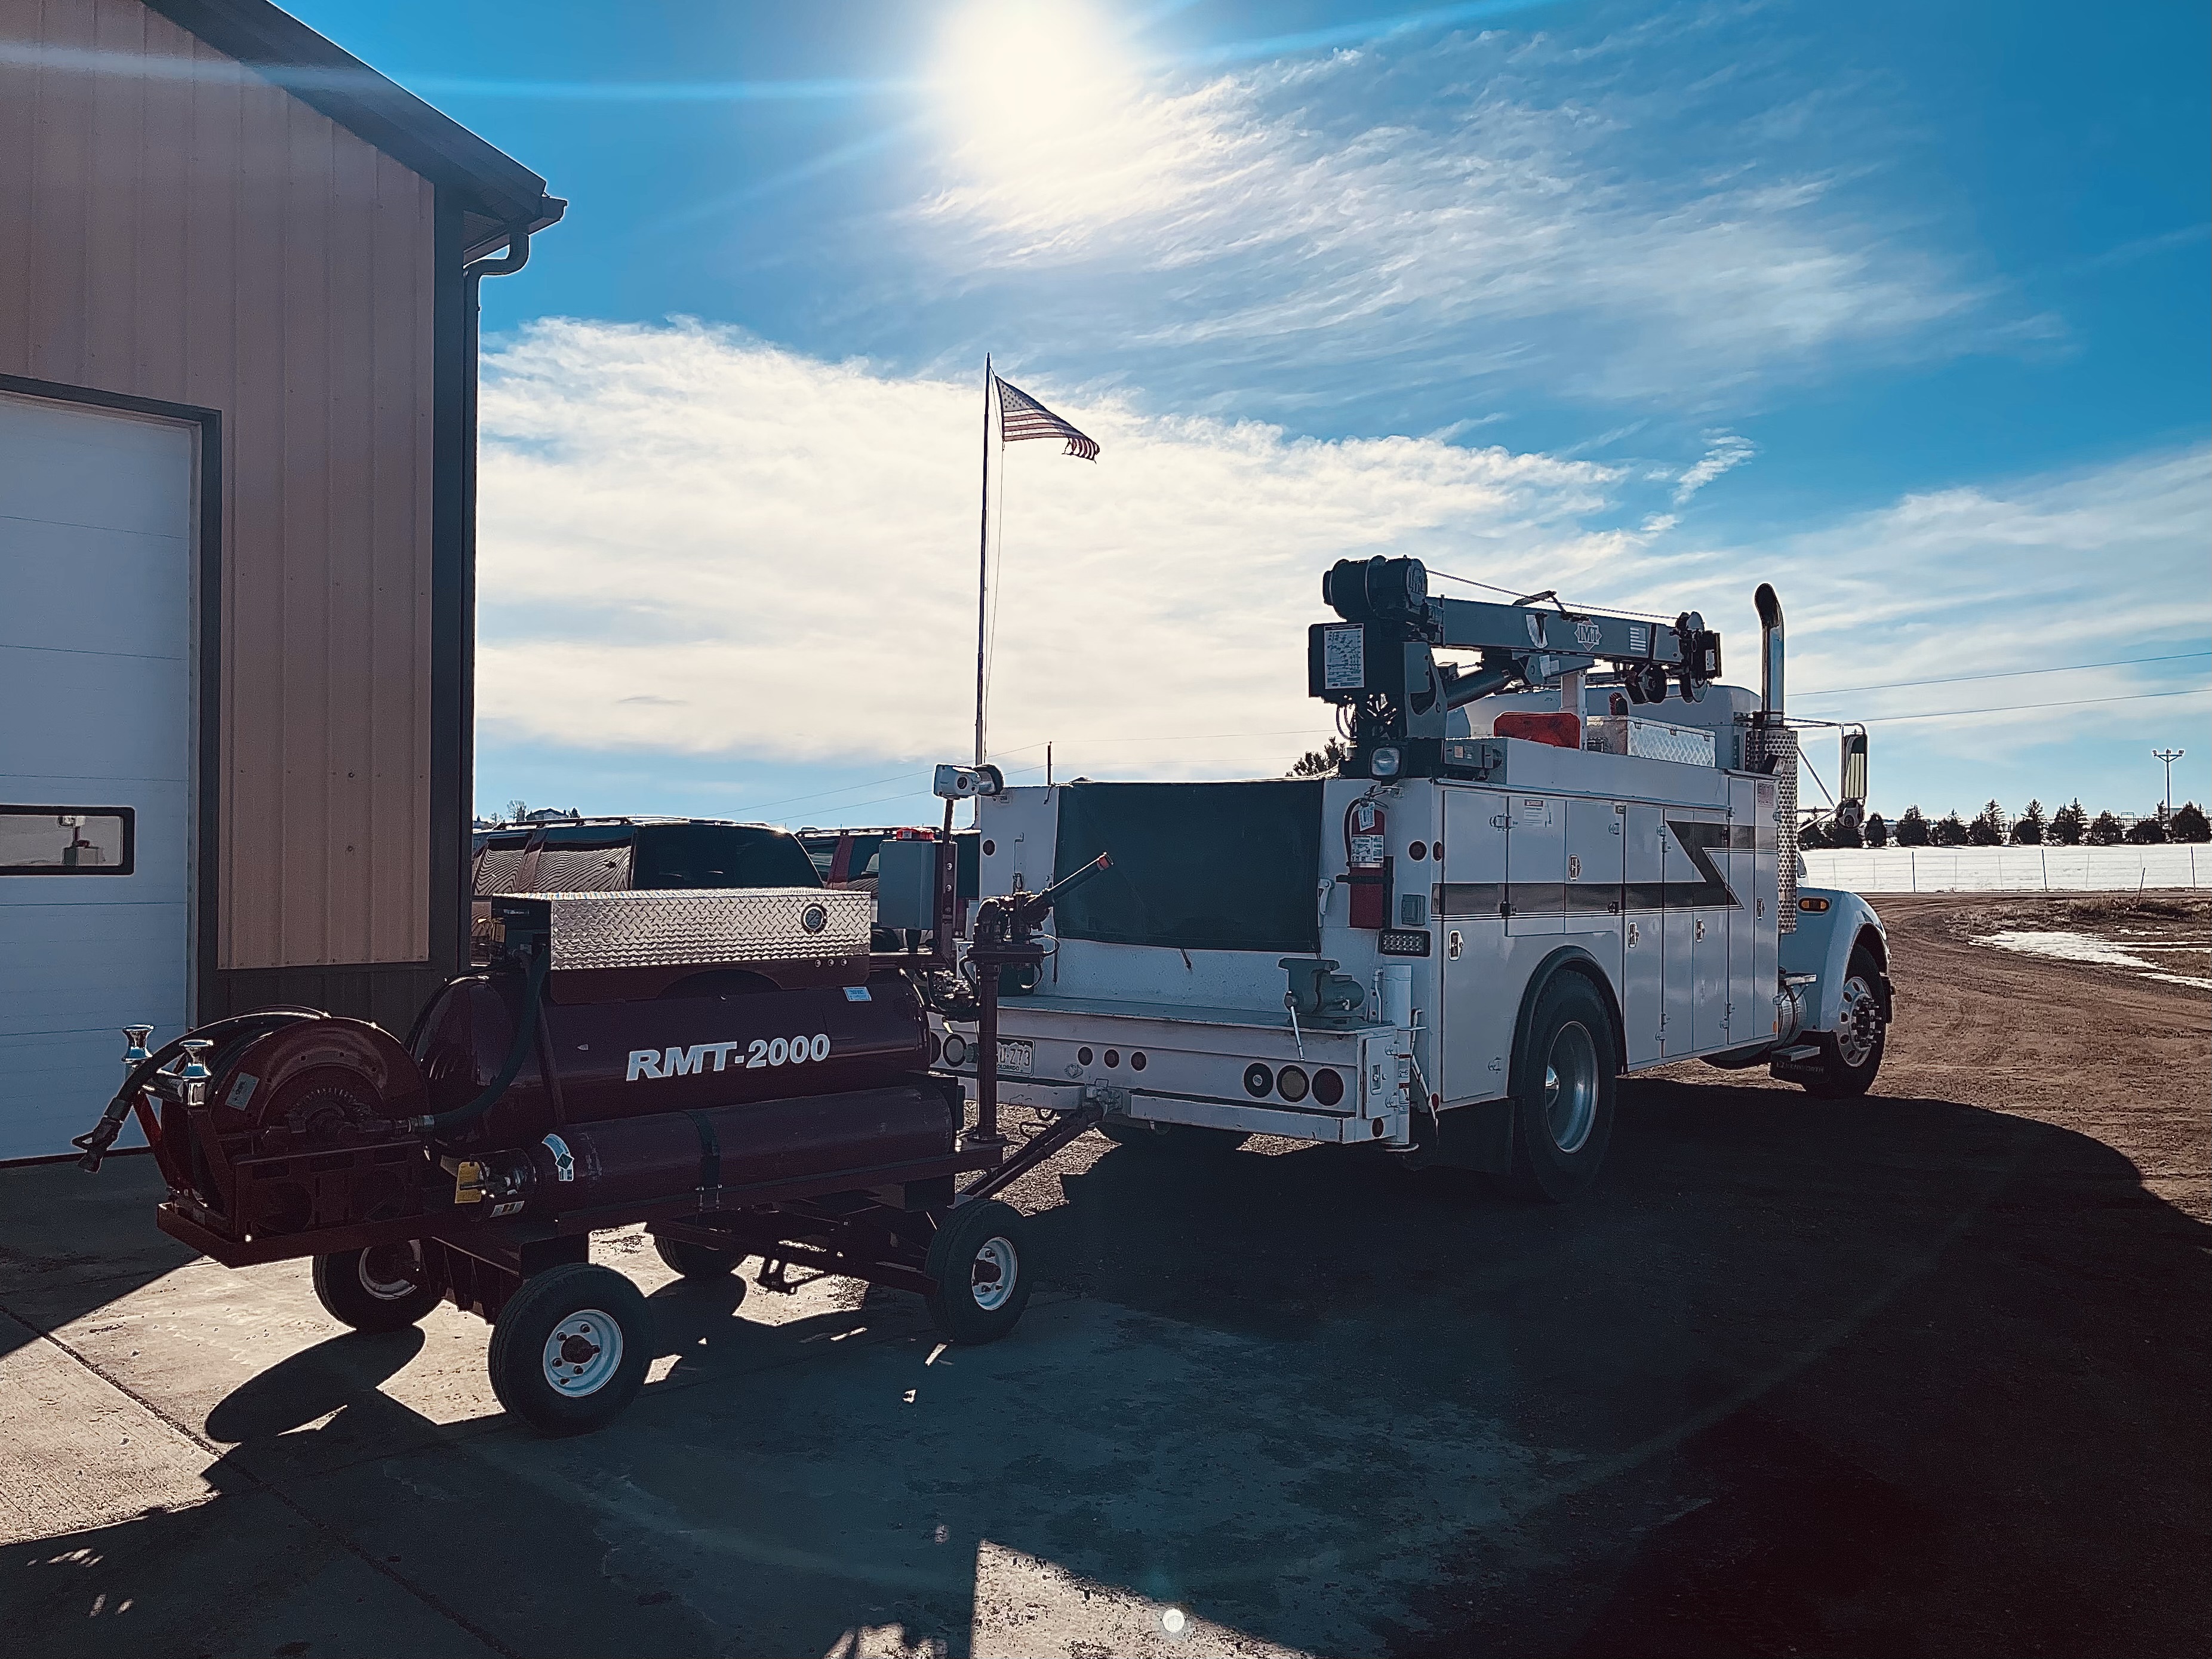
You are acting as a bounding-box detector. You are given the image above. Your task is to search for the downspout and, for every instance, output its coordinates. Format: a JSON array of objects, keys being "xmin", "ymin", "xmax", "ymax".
[{"xmin": 455, "ymin": 220, "xmax": 536, "ymax": 944}]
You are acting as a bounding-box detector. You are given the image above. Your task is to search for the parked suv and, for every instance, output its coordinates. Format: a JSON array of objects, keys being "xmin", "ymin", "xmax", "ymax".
[{"xmin": 472, "ymin": 815, "xmax": 823, "ymax": 896}]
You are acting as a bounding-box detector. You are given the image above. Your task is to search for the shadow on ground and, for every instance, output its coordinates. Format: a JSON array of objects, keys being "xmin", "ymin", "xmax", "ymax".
[{"xmin": 4, "ymin": 1075, "xmax": 2207, "ymax": 1658}]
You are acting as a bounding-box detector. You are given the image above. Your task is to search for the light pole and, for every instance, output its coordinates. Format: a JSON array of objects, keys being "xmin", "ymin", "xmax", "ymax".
[{"xmin": 2153, "ymin": 748, "xmax": 2185, "ymax": 821}]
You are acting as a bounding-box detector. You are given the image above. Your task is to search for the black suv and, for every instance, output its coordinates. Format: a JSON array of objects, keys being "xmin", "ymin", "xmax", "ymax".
[{"xmin": 472, "ymin": 817, "xmax": 822, "ymax": 896}]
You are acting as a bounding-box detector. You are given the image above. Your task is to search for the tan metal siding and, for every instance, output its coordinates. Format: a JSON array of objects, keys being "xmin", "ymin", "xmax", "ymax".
[{"xmin": 0, "ymin": 0, "xmax": 436, "ymax": 968}]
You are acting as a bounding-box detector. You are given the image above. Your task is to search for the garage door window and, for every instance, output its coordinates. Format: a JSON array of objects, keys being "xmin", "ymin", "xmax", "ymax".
[{"xmin": 0, "ymin": 807, "xmax": 136, "ymax": 875}]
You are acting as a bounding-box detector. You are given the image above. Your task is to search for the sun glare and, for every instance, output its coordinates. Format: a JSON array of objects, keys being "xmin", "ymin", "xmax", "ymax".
[{"xmin": 933, "ymin": 1, "xmax": 1136, "ymax": 158}]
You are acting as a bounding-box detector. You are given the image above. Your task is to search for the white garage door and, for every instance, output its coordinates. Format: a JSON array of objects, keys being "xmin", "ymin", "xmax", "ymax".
[{"xmin": 0, "ymin": 392, "xmax": 195, "ymax": 1162}]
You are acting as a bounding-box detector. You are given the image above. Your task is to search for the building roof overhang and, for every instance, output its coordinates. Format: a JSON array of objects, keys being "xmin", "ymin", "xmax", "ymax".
[{"xmin": 142, "ymin": 0, "xmax": 565, "ymax": 254}]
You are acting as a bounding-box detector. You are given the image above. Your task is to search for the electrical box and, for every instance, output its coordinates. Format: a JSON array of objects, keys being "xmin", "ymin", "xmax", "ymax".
[{"xmin": 875, "ymin": 839, "xmax": 940, "ymax": 931}]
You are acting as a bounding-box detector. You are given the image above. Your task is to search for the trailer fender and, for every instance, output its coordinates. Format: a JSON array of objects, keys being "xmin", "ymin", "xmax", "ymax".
[
  {"xmin": 1780, "ymin": 888, "xmax": 1890, "ymax": 1033},
  {"xmin": 1512, "ymin": 947, "xmax": 1628, "ymax": 1077}
]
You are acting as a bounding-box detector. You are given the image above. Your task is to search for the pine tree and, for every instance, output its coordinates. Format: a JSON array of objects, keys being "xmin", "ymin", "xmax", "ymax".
[
  {"xmin": 1865, "ymin": 812, "xmax": 1890, "ymax": 848},
  {"xmin": 2170, "ymin": 802, "xmax": 2210, "ymax": 843},
  {"xmin": 2085, "ymin": 810, "xmax": 2124, "ymax": 846},
  {"xmin": 1827, "ymin": 815, "xmax": 1864, "ymax": 848},
  {"xmin": 1967, "ymin": 800, "xmax": 2005, "ymax": 847},
  {"xmin": 1896, "ymin": 805, "xmax": 1930, "ymax": 847},
  {"xmin": 2011, "ymin": 799, "xmax": 2046, "ymax": 845},
  {"xmin": 1290, "ymin": 738, "xmax": 1346, "ymax": 777},
  {"xmin": 2126, "ymin": 812, "xmax": 2169, "ymax": 845},
  {"xmin": 1798, "ymin": 816, "xmax": 1829, "ymax": 849},
  {"xmin": 1935, "ymin": 811, "xmax": 1968, "ymax": 847},
  {"xmin": 2048, "ymin": 799, "xmax": 2086, "ymax": 846}
]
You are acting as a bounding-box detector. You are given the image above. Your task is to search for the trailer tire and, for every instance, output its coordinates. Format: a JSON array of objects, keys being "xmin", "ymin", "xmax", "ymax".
[
  {"xmin": 487, "ymin": 1263, "xmax": 649, "ymax": 1437},
  {"xmin": 311, "ymin": 1242, "xmax": 443, "ymax": 1333},
  {"xmin": 924, "ymin": 1199, "xmax": 1032, "ymax": 1345},
  {"xmin": 1097, "ymin": 1119, "xmax": 1250, "ymax": 1155},
  {"xmin": 1800, "ymin": 943, "xmax": 1887, "ymax": 1099},
  {"xmin": 652, "ymin": 1235, "xmax": 743, "ymax": 1279},
  {"xmin": 1509, "ymin": 974, "xmax": 1618, "ymax": 1204}
]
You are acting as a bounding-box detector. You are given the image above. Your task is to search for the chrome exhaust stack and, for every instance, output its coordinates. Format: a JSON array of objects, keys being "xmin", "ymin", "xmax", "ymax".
[{"xmin": 1754, "ymin": 582, "xmax": 1784, "ymax": 723}]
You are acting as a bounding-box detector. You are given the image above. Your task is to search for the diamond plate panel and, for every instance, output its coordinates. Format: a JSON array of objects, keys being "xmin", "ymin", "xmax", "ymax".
[
  {"xmin": 542, "ymin": 888, "xmax": 873, "ymax": 969},
  {"xmin": 1583, "ymin": 716, "xmax": 1717, "ymax": 767}
]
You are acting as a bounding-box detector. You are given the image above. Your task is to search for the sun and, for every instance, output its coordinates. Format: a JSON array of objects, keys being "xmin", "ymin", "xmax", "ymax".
[{"xmin": 931, "ymin": 0, "xmax": 1137, "ymax": 159}]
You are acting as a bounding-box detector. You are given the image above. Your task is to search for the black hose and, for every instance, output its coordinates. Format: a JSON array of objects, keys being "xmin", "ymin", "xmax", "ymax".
[
  {"xmin": 405, "ymin": 945, "xmax": 550, "ymax": 1139},
  {"xmin": 73, "ymin": 1008, "xmax": 325, "ymax": 1173}
]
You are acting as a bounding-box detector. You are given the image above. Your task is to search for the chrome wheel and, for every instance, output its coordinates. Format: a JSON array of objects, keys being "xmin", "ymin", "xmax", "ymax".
[
  {"xmin": 969, "ymin": 1236, "xmax": 1017, "ymax": 1313},
  {"xmin": 1835, "ymin": 974, "xmax": 1880, "ymax": 1068},
  {"xmin": 1542, "ymin": 1020, "xmax": 1600, "ymax": 1155},
  {"xmin": 356, "ymin": 1241, "xmax": 423, "ymax": 1301},
  {"xmin": 542, "ymin": 1309, "xmax": 623, "ymax": 1398}
]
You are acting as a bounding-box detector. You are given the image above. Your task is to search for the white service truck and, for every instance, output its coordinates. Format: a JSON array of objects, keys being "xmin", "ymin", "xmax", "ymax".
[{"xmin": 928, "ymin": 561, "xmax": 1891, "ymax": 1200}]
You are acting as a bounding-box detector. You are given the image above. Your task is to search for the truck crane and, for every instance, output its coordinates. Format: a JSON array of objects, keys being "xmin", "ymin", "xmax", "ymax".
[{"xmin": 924, "ymin": 559, "xmax": 1892, "ymax": 1199}]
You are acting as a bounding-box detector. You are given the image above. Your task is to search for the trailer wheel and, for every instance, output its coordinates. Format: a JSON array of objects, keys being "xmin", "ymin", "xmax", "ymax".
[
  {"xmin": 486, "ymin": 1263, "xmax": 649, "ymax": 1436},
  {"xmin": 1509, "ymin": 974, "xmax": 1619, "ymax": 1203},
  {"xmin": 924, "ymin": 1199, "xmax": 1032, "ymax": 1345},
  {"xmin": 652, "ymin": 1235, "xmax": 743, "ymax": 1279},
  {"xmin": 311, "ymin": 1242, "xmax": 443, "ymax": 1333},
  {"xmin": 1097, "ymin": 1119, "xmax": 1250, "ymax": 1156},
  {"xmin": 1799, "ymin": 944, "xmax": 1887, "ymax": 1099}
]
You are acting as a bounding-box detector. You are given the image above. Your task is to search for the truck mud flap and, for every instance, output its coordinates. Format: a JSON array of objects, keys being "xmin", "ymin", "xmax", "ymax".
[{"xmin": 1402, "ymin": 1098, "xmax": 1512, "ymax": 1173}]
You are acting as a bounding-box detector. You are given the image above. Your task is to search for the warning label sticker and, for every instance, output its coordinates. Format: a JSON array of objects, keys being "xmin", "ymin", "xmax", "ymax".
[{"xmin": 1323, "ymin": 625, "xmax": 1365, "ymax": 690}]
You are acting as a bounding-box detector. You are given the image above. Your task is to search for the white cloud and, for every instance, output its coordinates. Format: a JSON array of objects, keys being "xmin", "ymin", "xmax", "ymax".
[
  {"xmin": 475, "ymin": 322, "xmax": 2209, "ymax": 815},
  {"xmin": 910, "ymin": 34, "xmax": 1983, "ymax": 401},
  {"xmin": 474, "ymin": 319, "xmax": 1625, "ymax": 778},
  {"xmin": 1672, "ymin": 431, "xmax": 1756, "ymax": 503}
]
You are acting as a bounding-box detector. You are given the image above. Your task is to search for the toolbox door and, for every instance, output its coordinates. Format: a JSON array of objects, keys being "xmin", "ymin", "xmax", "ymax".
[
  {"xmin": 1504, "ymin": 793, "xmax": 1564, "ymax": 938},
  {"xmin": 1436, "ymin": 787, "xmax": 1512, "ymax": 1102},
  {"xmin": 1622, "ymin": 804, "xmax": 1666, "ymax": 1067},
  {"xmin": 1664, "ymin": 808, "xmax": 1731, "ymax": 1055}
]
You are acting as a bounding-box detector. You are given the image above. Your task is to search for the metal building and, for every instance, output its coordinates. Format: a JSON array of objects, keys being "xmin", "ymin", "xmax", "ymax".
[{"xmin": 1, "ymin": 0, "xmax": 562, "ymax": 1159}]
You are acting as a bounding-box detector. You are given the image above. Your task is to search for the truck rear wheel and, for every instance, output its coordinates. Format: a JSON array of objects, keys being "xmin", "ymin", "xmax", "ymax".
[
  {"xmin": 1509, "ymin": 974, "xmax": 1619, "ymax": 1203},
  {"xmin": 1097, "ymin": 1119, "xmax": 1249, "ymax": 1155},
  {"xmin": 487, "ymin": 1263, "xmax": 649, "ymax": 1436},
  {"xmin": 1800, "ymin": 944, "xmax": 1887, "ymax": 1099},
  {"xmin": 312, "ymin": 1242, "xmax": 442, "ymax": 1332},
  {"xmin": 924, "ymin": 1199, "xmax": 1032, "ymax": 1344}
]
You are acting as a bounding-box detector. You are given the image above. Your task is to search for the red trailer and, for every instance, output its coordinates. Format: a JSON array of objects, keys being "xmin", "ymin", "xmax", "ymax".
[{"xmin": 75, "ymin": 862, "xmax": 1103, "ymax": 1435}]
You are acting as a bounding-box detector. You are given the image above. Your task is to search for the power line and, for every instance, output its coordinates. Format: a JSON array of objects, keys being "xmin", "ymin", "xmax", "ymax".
[
  {"xmin": 1857, "ymin": 685, "xmax": 2210, "ymax": 725},
  {"xmin": 1798, "ymin": 649, "xmax": 2210, "ymax": 698}
]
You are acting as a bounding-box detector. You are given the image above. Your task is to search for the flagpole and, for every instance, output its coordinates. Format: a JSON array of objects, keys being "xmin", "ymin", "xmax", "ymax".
[{"xmin": 974, "ymin": 354, "xmax": 992, "ymax": 769}]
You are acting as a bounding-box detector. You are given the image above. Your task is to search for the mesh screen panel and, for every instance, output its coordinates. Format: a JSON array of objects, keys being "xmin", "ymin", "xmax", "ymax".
[{"xmin": 1748, "ymin": 727, "xmax": 1801, "ymax": 931}]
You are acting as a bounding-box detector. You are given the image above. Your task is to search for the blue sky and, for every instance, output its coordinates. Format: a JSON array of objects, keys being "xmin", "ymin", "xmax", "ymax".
[{"xmin": 292, "ymin": 0, "xmax": 2208, "ymax": 828}]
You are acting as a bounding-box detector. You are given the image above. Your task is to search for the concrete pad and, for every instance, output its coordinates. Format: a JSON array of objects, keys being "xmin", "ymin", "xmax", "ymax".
[
  {"xmin": 2, "ymin": 1487, "xmax": 506, "ymax": 1659},
  {"xmin": 0, "ymin": 1309, "xmax": 213, "ymax": 1542}
]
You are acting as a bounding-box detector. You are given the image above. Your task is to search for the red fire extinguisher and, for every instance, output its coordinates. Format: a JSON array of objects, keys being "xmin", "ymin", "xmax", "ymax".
[{"xmin": 1343, "ymin": 799, "xmax": 1391, "ymax": 929}]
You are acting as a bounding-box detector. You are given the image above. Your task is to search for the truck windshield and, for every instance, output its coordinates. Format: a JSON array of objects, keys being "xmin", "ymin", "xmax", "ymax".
[{"xmin": 1050, "ymin": 780, "xmax": 1322, "ymax": 955}]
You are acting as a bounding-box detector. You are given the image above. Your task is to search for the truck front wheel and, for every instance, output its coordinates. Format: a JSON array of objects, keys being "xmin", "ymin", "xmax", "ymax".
[
  {"xmin": 1509, "ymin": 975, "xmax": 1619, "ymax": 1203},
  {"xmin": 1799, "ymin": 943, "xmax": 1887, "ymax": 1099}
]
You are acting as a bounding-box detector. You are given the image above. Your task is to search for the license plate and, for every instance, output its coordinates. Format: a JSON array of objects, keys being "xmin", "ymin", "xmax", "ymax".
[{"xmin": 995, "ymin": 1039, "xmax": 1033, "ymax": 1076}]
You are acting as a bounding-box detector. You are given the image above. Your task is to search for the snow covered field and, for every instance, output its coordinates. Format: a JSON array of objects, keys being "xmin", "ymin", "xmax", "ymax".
[{"xmin": 1804, "ymin": 845, "xmax": 2211, "ymax": 894}]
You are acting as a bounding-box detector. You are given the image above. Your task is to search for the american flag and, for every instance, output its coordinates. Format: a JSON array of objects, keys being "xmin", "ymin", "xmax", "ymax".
[{"xmin": 994, "ymin": 376, "xmax": 1100, "ymax": 461}]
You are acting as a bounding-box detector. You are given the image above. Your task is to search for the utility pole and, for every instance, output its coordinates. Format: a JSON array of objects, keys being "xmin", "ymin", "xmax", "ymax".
[{"xmin": 2153, "ymin": 748, "xmax": 2185, "ymax": 820}]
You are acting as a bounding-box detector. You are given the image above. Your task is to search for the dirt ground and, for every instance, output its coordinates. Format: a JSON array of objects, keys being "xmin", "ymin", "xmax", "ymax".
[{"xmin": 1, "ymin": 891, "xmax": 2205, "ymax": 1658}]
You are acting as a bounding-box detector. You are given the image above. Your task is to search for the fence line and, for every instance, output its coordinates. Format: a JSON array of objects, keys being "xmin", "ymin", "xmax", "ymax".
[{"xmin": 1802, "ymin": 845, "xmax": 2208, "ymax": 894}]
